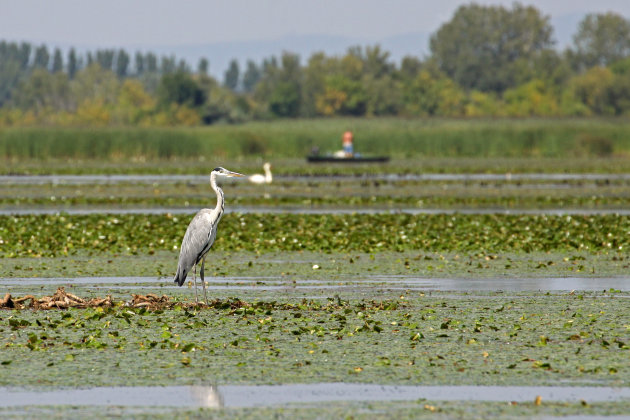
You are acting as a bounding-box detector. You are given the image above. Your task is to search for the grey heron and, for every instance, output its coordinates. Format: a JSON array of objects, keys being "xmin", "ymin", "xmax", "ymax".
[
  {"xmin": 248, "ymin": 162, "xmax": 272, "ymax": 184},
  {"xmin": 174, "ymin": 167, "xmax": 245, "ymax": 303}
]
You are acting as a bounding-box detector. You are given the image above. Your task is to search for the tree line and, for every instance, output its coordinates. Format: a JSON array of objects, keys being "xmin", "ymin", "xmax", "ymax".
[{"xmin": 1, "ymin": 3, "xmax": 630, "ymax": 126}]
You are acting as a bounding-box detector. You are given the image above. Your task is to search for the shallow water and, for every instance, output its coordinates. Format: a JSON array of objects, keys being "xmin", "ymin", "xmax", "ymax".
[
  {"xmin": 1, "ymin": 383, "xmax": 629, "ymax": 408},
  {"xmin": 3, "ymin": 275, "xmax": 629, "ymax": 291},
  {"xmin": 3, "ymin": 173, "xmax": 630, "ymax": 185},
  {"xmin": 3, "ymin": 207, "xmax": 630, "ymax": 216}
]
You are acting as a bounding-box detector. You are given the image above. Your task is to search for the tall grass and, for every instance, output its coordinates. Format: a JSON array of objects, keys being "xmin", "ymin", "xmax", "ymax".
[{"xmin": 2, "ymin": 118, "xmax": 630, "ymax": 160}]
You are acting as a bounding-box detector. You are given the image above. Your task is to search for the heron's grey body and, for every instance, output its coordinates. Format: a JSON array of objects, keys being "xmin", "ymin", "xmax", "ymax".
[
  {"xmin": 173, "ymin": 167, "xmax": 244, "ymax": 303},
  {"xmin": 173, "ymin": 207, "xmax": 222, "ymax": 286}
]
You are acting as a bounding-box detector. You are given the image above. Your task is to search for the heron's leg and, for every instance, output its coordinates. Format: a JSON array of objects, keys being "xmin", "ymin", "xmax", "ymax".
[
  {"xmin": 201, "ymin": 257, "xmax": 208, "ymax": 305},
  {"xmin": 193, "ymin": 263, "xmax": 198, "ymax": 303}
]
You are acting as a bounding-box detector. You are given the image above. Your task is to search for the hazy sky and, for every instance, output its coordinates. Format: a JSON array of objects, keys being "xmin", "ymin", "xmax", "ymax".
[{"xmin": 2, "ymin": 0, "xmax": 630, "ymax": 47}]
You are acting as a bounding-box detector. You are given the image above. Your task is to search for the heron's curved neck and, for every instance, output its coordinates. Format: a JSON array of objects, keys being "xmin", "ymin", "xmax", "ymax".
[
  {"xmin": 210, "ymin": 173, "xmax": 224, "ymax": 215},
  {"xmin": 264, "ymin": 167, "xmax": 272, "ymax": 182}
]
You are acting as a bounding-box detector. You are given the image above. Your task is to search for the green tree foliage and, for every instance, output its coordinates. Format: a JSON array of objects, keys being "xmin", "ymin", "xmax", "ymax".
[
  {"xmin": 157, "ymin": 71, "xmax": 205, "ymax": 108},
  {"xmin": 430, "ymin": 3, "xmax": 553, "ymax": 93},
  {"xmin": 242, "ymin": 60, "xmax": 261, "ymax": 93},
  {"xmin": 350, "ymin": 45, "xmax": 400, "ymax": 116},
  {"xmin": 197, "ymin": 58, "xmax": 209, "ymax": 76},
  {"xmin": 255, "ymin": 53, "xmax": 303, "ymax": 117},
  {"xmin": 0, "ymin": 41, "xmax": 31, "ymax": 106},
  {"xmin": 224, "ymin": 59, "xmax": 240, "ymax": 91},
  {"xmin": 52, "ymin": 49, "xmax": 63, "ymax": 73},
  {"xmin": 572, "ymin": 12, "xmax": 630, "ymax": 70},
  {"xmin": 4, "ymin": 5, "xmax": 630, "ymax": 128},
  {"xmin": 134, "ymin": 52, "xmax": 145, "ymax": 75},
  {"xmin": 568, "ymin": 66, "xmax": 630, "ymax": 116},
  {"xmin": 402, "ymin": 70, "xmax": 465, "ymax": 116},
  {"xmin": 569, "ymin": 67, "xmax": 615, "ymax": 115},
  {"xmin": 320, "ymin": 74, "xmax": 366, "ymax": 116},
  {"xmin": 160, "ymin": 56, "xmax": 176, "ymax": 74},
  {"xmin": 198, "ymin": 76, "xmax": 243, "ymax": 124},
  {"xmin": 301, "ymin": 52, "xmax": 329, "ymax": 117},
  {"xmin": 13, "ymin": 42, "xmax": 31, "ymax": 70},
  {"xmin": 116, "ymin": 79, "xmax": 156, "ymax": 124},
  {"xmin": 67, "ymin": 48, "xmax": 78, "ymax": 79},
  {"xmin": 504, "ymin": 80, "xmax": 560, "ymax": 116},
  {"xmin": 12, "ymin": 69, "xmax": 72, "ymax": 113},
  {"xmin": 116, "ymin": 49, "xmax": 130, "ymax": 77},
  {"xmin": 72, "ymin": 63, "xmax": 120, "ymax": 106},
  {"xmin": 270, "ymin": 53, "xmax": 301, "ymax": 117},
  {"xmin": 464, "ymin": 91, "xmax": 502, "ymax": 117},
  {"xmin": 512, "ymin": 50, "xmax": 572, "ymax": 92},
  {"xmin": 96, "ymin": 49, "xmax": 115, "ymax": 71},
  {"xmin": 177, "ymin": 59, "xmax": 189, "ymax": 73},
  {"xmin": 312, "ymin": 49, "xmax": 369, "ymax": 116},
  {"xmin": 397, "ymin": 56, "xmax": 423, "ymax": 82},
  {"xmin": 33, "ymin": 45, "xmax": 50, "ymax": 70},
  {"xmin": 269, "ymin": 81, "xmax": 300, "ymax": 117},
  {"xmin": 145, "ymin": 53, "xmax": 158, "ymax": 73},
  {"xmin": 362, "ymin": 45, "xmax": 394, "ymax": 78}
]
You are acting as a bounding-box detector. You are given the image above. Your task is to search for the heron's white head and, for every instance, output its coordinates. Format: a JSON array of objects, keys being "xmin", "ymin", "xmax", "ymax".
[
  {"xmin": 212, "ymin": 167, "xmax": 245, "ymax": 178},
  {"xmin": 263, "ymin": 162, "xmax": 271, "ymax": 171}
]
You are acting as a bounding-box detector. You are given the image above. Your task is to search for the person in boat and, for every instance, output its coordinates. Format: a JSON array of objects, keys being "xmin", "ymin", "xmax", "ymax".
[
  {"xmin": 342, "ymin": 131, "xmax": 354, "ymax": 157},
  {"xmin": 334, "ymin": 131, "xmax": 354, "ymax": 158}
]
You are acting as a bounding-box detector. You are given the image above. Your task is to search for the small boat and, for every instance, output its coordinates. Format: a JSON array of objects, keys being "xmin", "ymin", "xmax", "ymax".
[{"xmin": 307, "ymin": 155, "xmax": 390, "ymax": 163}]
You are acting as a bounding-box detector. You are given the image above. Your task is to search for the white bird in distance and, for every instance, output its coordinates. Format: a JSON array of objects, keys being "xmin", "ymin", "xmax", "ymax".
[{"xmin": 248, "ymin": 162, "xmax": 272, "ymax": 184}]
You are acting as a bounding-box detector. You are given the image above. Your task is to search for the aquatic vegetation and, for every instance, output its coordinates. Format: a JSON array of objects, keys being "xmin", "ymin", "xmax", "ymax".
[
  {"xmin": 3, "ymin": 128, "xmax": 630, "ymax": 419},
  {"xmin": 3, "ymin": 191, "xmax": 630, "ymax": 210},
  {"xmin": 0, "ymin": 290, "xmax": 627, "ymax": 389},
  {"xmin": 1, "ymin": 213, "xmax": 629, "ymax": 258}
]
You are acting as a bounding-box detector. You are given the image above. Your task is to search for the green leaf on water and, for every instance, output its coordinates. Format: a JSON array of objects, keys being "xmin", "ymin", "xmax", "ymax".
[
  {"xmin": 410, "ymin": 332, "xmax": 423, "ymax": 341},
  {"xmin": 181, "ymin": 343, "xmax": 196, "ymax": 353}
]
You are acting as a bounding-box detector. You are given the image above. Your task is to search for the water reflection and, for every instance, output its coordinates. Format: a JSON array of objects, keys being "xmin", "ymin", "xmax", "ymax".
[
  {"xmin": 189, "ymin": 385, "xmax": 223, "ymax": 408},
  {"xmin": 2, "ymin": 275, "xmax": 629, "ymax": 291},
  {"xmin": 0, "ymin": 385, "xmax": 222, "ymax": 408},
  {"xmin": 0, "ymin": 383, "xmax": 628, "ymax": 408}
]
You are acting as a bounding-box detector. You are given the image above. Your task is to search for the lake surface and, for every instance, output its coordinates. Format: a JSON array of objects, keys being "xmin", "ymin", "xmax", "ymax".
[
  {"xmin": 1, "ymin": 383, "xmax": 629, "ymax": 408},
  {"xmin": 3, "ymin": 275, "xmax": 629, "ymax": 292}
]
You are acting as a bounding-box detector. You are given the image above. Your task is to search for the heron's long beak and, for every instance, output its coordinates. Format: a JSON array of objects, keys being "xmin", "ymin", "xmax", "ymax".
[{"xmin": 226, "ymin": 170, "xmax": 246, "ymax": 178}]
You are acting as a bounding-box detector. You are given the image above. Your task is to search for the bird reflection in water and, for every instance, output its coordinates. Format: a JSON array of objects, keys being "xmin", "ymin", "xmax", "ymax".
[{"xmin": 190, "ymin": 385, "xmax": 224, "ymax": 408}]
